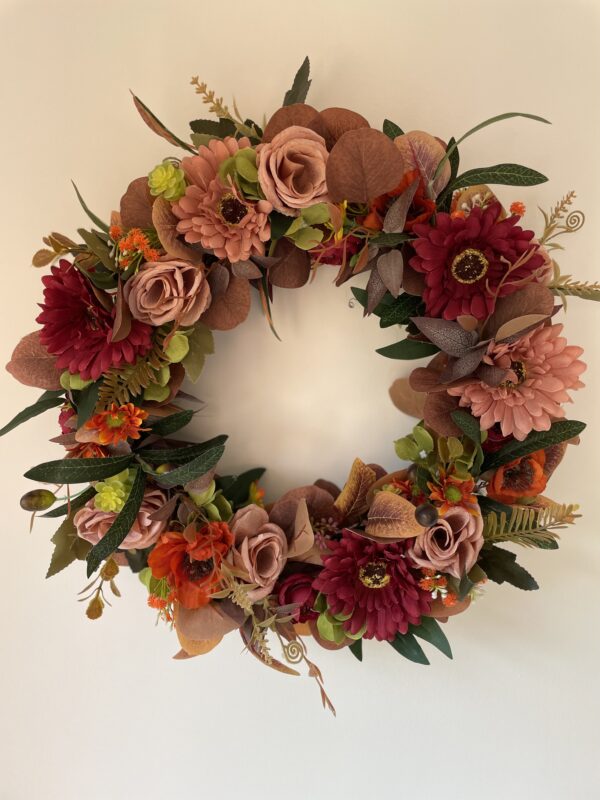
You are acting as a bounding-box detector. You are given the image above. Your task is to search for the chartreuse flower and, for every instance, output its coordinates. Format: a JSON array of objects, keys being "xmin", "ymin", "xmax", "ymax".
[
  {"xmin": 188, "ymin": 480, "xmax": 233, "ymax": 522},
  {"xmin": 93, "ymin": 469, "xmax": 135, "ymax": 512},
  {"xmin": 281, "ymin": 203, "xmax": 330, "ymax": 250},
  {"xmin": 218, "ymin": 148, "xmax": 262, "ymax": 200},
  {"xmin": 148, "ymin": 160, "xmax": 186, "ymax": 202}
]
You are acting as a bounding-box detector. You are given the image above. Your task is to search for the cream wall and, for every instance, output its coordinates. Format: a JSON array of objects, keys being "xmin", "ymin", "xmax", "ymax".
[{"xmin": 1, "ymin": 0, "xmax": 599, "ymax": 798}]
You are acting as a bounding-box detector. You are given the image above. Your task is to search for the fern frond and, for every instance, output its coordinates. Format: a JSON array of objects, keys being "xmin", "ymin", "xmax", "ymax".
[{"xmin": 483, "ymin": 501, "xmax": 580, "ymax": 549}]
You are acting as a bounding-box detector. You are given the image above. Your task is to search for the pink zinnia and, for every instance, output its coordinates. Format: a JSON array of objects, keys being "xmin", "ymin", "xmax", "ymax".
[
  {"xmin": 37, "ymin": 260, "xmax": 152, "ymax": 381},
  {"xmin": 172, "ymin": 137, "xmax": 272, "ymax": 263},
  {"xmin": 448, "ymin": 323, "xmax": 586, "ymax": 440},
  {"xmin": 410, "ymin": 202, "xmax": 547, "ymax": 320},
  {"xmin": 313, "ymin": 531, "xmax": 430, "ymax": 641}
]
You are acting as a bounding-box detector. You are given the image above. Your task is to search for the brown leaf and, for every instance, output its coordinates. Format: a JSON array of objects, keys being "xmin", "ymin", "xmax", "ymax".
[
  {"xmin": 175, "ymin": 600, "xmax": 244, "ymax": 642},
  {"xmin": 269, "ymin": 238, "xmax": 311, "ymax": 288},
  {"xmin": 494, "ymin": 313, "xmax": 549, "ymax": 343},
  {"xmin": 207, "ymin": 262, "xmax": 230, "ymax": 297},
  {"xmin": 32, "ymin": 249, "xmax": 55, "ymax": 268},
  {"xmin": 389, "ymin": 377, "xmax": 426, "ymax": 418},
  {"xmin": 200, "ymin": 275, "xmax": 251, "ymax": 330},
  {"xmin": 313, "ymin": 478, "xmax": 341, "ymax": 499},
  {"xmin": 120, "ymin": 176, "xmax": 154, "ymax": 229},
  {"xmin": 131, "ymin": 92, "xmax": 190, "ymax": 151},
  {"xmin": 231, "ymin": 259, "xmax": 263, "ymax": 280},
  {"xmin": 319, "ymin": 107, "xmax": 370, "ymax": 149},
  {"xmin": 382, "ymin": 177, "xmax": 419, "ymax": 233},
  {"xmin": 6, "ymin": 331, "xmax": 62, "ymax": 390},
  {"xmin": 151, "ymin": 197, "xmax": 205, "ymax": 265},
  {"xmin": 111, "ymin": 280, "xmax": 132, "ymax": 343},
  {"xmin": 365, "ymin": 491, "xmax": 425, "ymax": 539},
  {"xmin": 423, "ymin": 391, "xmax": 461, "ymax": 436},
  {"xmin": 287, "ymin": 498, "xmax": 316, "ymax": 561},
  {"xmin": 483, "ymin": 284, "xmax": 555, "ymax": 340},
  {"xmin": 402, "ymin": 263, "xmax": 426, "ymax": 295},
  {"xmin": 476, "ymin": 364, "xmax": 508, "ymax": 386},
  {"xmin": 440, "ymin": 345, "xmax": 487, "ymax": 382},
  {"xmin": 239, "ymin": 622, "xmax": 301, "ymax": 675},
  {"xmin": 262, "ymin": 103, "xmax": 323, "ymax": 142},
  {"xmin": 365, "ymin": 267, "xmax": 387, "ymax": 314},
  {"xmin": 334, "ymin": 458, "xmax": 377, "ymax": 519},
  {"xmin": 366, "ymin": 469, "xmax": 410, "ymax": 506},
  {"xmin": 456, "ymin": 315, "xmax": 479, "ymax": 332},
  {"xmin": 411, "ymin": 317, "xmax": 478, "ymax": 356},
  {"xmin": 426, "ymin": 596, "xmax": 471, "ymax": 620},
  {"xmin": 376, "ymin": 250, "xmax": 404, "ymax": 298},
  {"xmin": 394, "ymin": 130, "xmax": 451, "ymax": 198},
  {"xmin": 326, "ymin": 128, "xmax": 405, "ymax": 203}
]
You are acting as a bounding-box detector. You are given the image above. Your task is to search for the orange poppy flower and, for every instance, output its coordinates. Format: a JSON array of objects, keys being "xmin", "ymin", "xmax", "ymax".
[
  {"xmin": 147, "ymin": 522, "xmax": 234, "ymax": 609},
  {"xmin": 362, "ymin": 169, "xmax": 436, "ymax": 232},
  {"xmin": 428, "ymin": 469, "xmax": 477, "ymax": 515},
  {"xmin": 487, "ymin": 450, "xmax": 547, "ymax": 504},
  {"xmin": 85, "ymin": 403, "xmax": 148, "ymax": 445}
]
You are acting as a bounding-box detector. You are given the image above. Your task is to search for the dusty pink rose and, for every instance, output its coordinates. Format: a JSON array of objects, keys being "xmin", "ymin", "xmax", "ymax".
[
  {"xmin": 257, "ymin": 125, "xmax": 330, "ymax": 216},
  {"xmin": 74, "ymin": 487, "xmax": 169, "ymax": 550},
  {"xmin": 229, "ymin": 504, "xmax": 288, "ymax": 600},
  {"xmin": 123, "ymin": 260, "xmax": 211, "ymax": 326},
  {"xmin": 408, "ymin": 506, "xmax": 484, "ymax": 579},
  {"xmin": 172, "ymin": 137, "xmax": 272, "ymax": 263}
]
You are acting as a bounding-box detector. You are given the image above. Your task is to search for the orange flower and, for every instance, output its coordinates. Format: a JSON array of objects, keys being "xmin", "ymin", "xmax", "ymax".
[
  {"xmin": 428, "ymin": 469, "xmax": 477, "ymax": 515},
  {"xmin": 66, "ymin": 443, "xmax": 109, "ymax": 459},
  {"xmin": 147, "ymin": 523, "xmax": 234, "ymax": 609},
  {"xmin": 487, "ymin": 450, "xmax": 547, "ymax": 504},
  {"xmin": 362, "ymin": 169, "xmax": 436, "ymax": 232},
  {"xmin": 509, "ymin": 201, "xmax": 526, "ymax": 217},
  {"xmin": 85, "ymin": 403, "xmax": 148, "ymax": 445}
]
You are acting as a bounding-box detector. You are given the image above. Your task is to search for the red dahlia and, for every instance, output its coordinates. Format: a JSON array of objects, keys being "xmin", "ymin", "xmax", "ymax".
[
  {"xmin": 313, "ymin": 531, "xmax": 430, "ymax": 641},
  {"xmin": 37, "ymin": 260, "xmax": 152, "ymax": 381},
  {"xmin": 410, "ymin": 201, "xmax": 546, "ymax": 320}
]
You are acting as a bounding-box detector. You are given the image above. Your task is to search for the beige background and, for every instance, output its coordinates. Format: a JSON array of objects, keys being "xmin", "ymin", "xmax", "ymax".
[{"xmin": 1, "ymin": 0, "xmax": 599, "ymax": 797}]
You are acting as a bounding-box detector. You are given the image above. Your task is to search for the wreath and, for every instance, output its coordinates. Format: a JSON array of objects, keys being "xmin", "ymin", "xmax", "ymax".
[{"xmin": 4, "ymin": 58, "xmax": 598, "ymax": 712}]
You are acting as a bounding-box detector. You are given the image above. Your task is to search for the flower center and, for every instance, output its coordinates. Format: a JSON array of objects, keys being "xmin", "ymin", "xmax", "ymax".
[
  {"xmin": 359, "ymin": 559, "xmax": 391, "ymax": 589},
  {"xmin": 450, "ymin": 248, "xmax": 489, "ymax": 284},
  {"xmin": 106, "ymin": 413, "xmax": 125, "ymax": 429},
  {"xmin": 218, "ymin": 193, "xmax": 248, "ymax": 225},
  {"xmin": 184, "ymin": 556, "xmax": 214, "ymax": 582},
  {"xmin": 444, "ymin": 485, "xmax": 463, "ymax": 503},
  {"xmin": 501, "ymin": 360, "xmax": 527, "ymax": 389}
]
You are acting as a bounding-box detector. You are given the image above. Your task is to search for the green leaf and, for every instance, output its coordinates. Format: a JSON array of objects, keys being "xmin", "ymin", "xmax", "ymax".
[
  {"xmin": 382, "ymin": 119, "xmax": 404, "ymax": 139},
  {"xmin": 46, "ymin": 516, "xmax": 91, "ymax": 578},
  {"xmin": 438, "ymin": 163, "xmax": 548, "ymax": 206},
  {"xmin": 283, "ymin": 56, "xmax": 311, "ymax": 106},
  {"xmin": 0, "ymin": 395, "xmax": 64, "ymax": 437},
  {"xmin": 124, "ymin": 547, "xmax": 152, "ymax": 573},
  {"xmin": 86, "ymin": 467, "xmax": 146, "ymax": 576},
  {"xmin": 457, "ymin": 571, "xmax": 476, "ymax": 601},
  {"xmin": 348, "ymin": 639, "xmax": 363, "ymax": 662},
  {"xmin": 269, "ymin": 211, "xmax": 292, "ymax": 240},
  {"xmin": 74, "ymin": 382, "xmax": 99, "ymax": 427},
  {"xmin": 477, "ymin": 544, "xmax": 538, "ymax": 590},
  {"xmin": 409, "ymin": 617, "xmax": 452, "ymax": 659},
  {"xmin": 152, "ymin": 439, "xmax": 227, "ymax": 488},
  {"xmin": 71, "ymin": 182, "xmax": 109, "ymax": 233},
  {"xmin": 447, "ymin": 137, "xmax": 460, "ymax": 182},
  {"xmin": 189, "ymin": 118, "xmax": 236, "ymax": 137},
  {"xmin": 389, "ymin": 632, "xmax": 430, "ymax": 664},
  {"xmin": 138, "ymin": 435, "xmax": 228, "ymax": 465},
  {"xmin": 41, "ymin": 485, "xmax": 96, "ymax": 518},
  {"xmin": 482, "ymin": 420, "xmax": 586, "ymax": 473},
  {"xmin": 379, "ymin": 294, "xmax": 424, "ymax": 328},
  {"xmin": 217, "ymin": 467, "xmax": 266, "ymax": 507},
  {"xmin": 24, "ymin": 455, "xmax": 133, "ymax": 484},
  {"xmin": 78, "ymin": 229, "xmax": 116, "ymax": 272},
  {"xmin": 350, "ymin": 286, "xmax": 394, "ymax": 318},
  {"xmin": 369, "ymin": 232, "xmax": 412, "ymax": 247},
  {"xmin": 451, "ymin": 410, "xmax": 482, "ymax": 445},
  {"xmin": 376, "ymin": 339, "xmax": 440, "ymax": 360},
  {"xmin": 146, "ymin": 409, "xmax": 195, "ymax": 438},
  {"xmin": 182, "ymin": 323, "xmax": 214, "ymax": 383}
]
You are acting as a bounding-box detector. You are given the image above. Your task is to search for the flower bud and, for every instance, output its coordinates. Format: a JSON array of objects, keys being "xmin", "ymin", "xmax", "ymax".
[
  {"xmin": 100, "ymin": 558, "xmax": 119, "ymax": 581},
  {"xmin": 86, "ymin": 595, "xmax": 104, "ymax": 620}
]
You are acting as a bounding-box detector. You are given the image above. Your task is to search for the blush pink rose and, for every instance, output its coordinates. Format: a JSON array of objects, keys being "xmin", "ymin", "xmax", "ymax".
[
  {"xmin": 408, "ymin": 506, "xmax": 484, "ymax": 579},
  {"xmin": 229, "ymin": 504, "xmax": 288, "ymax": 600},
  {"xmin": 74, "ymin": 487, "xmax": 169, "ymax": 550},
  {"xmin": 257, "ymin": 125, "xmax": 329, "ymax": 216},
  {"xmin": 123, "ymin": 260, "xmax": 211, "ymax": 326}
]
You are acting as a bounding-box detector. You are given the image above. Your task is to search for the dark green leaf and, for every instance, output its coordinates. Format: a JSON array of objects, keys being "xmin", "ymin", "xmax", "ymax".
[
  {"xmin": 451, "ymin": 410, "xmax": 482, "ymax": 445},
  {"xmin": 409, "ymin": 617, "xmax": 452, "ymax": 659},
  {"xmin": 269, "ymin": 211, "xmax": 292, "ymax": 240},
  {"xmin": 351, "ymin": 286, "xmax": 394, "ymax": 318},
  {"xmin": 124, "ymin": 547, "xmax": 153, "ymax": 573},
  {"xmin": 457, "ymin": 572, "xmax": 476, "ymax": 601},
  {"xmin": 389, "ymin": 632, "xmax": 430, "ymax": 664},
  {"xmin": 152, "ymin": 440, "xmax": 227, "ymax": 488},
  {"xmin": 379, "ymin": 294, "xmax": 424, "ymax": 328},
  {"xmin": 86, "ymin": 467, "xmax": 146, "ymax": 576},
  {"xmin": 78, "ymin": 229, "xmax": 116, "ymax": 272},
  {"xmin": 71, "ymin": 182, "xmax": 109, "ymax": 233},
  {"xmin": 25, "ymin": 455, "xmax": 133, "ymax": 484},
  {"xmin": 348, "ymin": 639, "xmax": 363, "ymax": 662},
  {"xmin": 447, "ymin": 137, "xmax": 460, "ymax": 182},
  {"xmin": 46, "ymin": 516, "xmax": 91, "ymax": 578},
  {"xmin": 477, "ymin": 496, "xmax": 515, "ymax": 517},
  {"xmin": 382, "ymin": 119, "xmax": 404, "ymax": 139},
  {"xmin": 482, "ymin": 420, "xmax": 586, "ymax": 473},
  {"xmin": 74, "ymin": 382, "xmax": 100, "ymax": 427},
  {"xmin": 370, "ymin": 232, "xmax": 412, "ymax": 247},
  {"xmin": 138, "ymin": 435, "xmax": 228, "ymax": 465},
  {"xmin": 217, "ymin": 467, "xmax": 266, "ymax": 507},
  {"xmin": 146, "ymin": 409, "xmax": 195, "ymax": 438},
  {"xmin": 478, "ymin": 544, "xmax": 539, "ymax": 590},
  {"xmin": 189, "ymin": 118, "xmax": 236, "ymax": 137},
  {"xmin": 41, "ymin": 485, "xmax": 96, "ymax": 518},
  {"xmin": 282, "ymin": 56, "xmax": 311, "ymax": 106},
  {"xmin": 439, "ymin": 163, "xmax": 548, "ymax": 206},
  {"xmin": 0, "ymin": 395, "xmax": 64, "ymax": 437},
  {"xmin": 376, "ymin": 339, "xmax": 440, "ymax": 360}
]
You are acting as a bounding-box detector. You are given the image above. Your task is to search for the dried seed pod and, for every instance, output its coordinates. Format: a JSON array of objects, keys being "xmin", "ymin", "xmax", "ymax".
[
  {"xmin": 20, "ymin": 489, "xmax": 56, "ymax": 512},
  {"xmin": 414, "ymin": 503, "xmax": 439, "ymax": 527}
]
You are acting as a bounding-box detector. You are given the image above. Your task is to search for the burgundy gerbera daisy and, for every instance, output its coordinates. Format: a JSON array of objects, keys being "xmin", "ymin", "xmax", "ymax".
[
  {"xmin": 409, "ymin": 202, "xmax": 546, "ymax": 320},
  {"xmin": 37, "ymin": 260, "xmax": 153, "ymax": 381},
  {"xmin": 313, "ymin": 531, "xmax": 430, "ymax": 641}
]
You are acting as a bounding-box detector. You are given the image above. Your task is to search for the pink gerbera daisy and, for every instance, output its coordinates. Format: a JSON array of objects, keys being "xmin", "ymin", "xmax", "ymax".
[
  {"xmin": 172, "ymin": 136, "xmax": 272, "ymax": 263},
  {"xmin": 447, "ymin": 323, "xmax": 586, "ymax": 440}
]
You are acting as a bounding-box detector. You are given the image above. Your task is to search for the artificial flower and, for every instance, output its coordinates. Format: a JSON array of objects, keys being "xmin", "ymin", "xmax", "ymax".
[
  {"xmin": 74, "ymin": 487, "xmax": 169, "ymax": 550},
  {"xmin": 84, "ymin": 402, "xmax": 148, "ymax": 445},
  {"xmin": 148, "ymin": 160, "xmax": 187, "ymax": 202},
  {"xmin": 172, "ymin": 136, "xmax": 272, "ymax": 263},
  {"xmin": 428, "ymin": 469, "xmax": 477, "ymax": 515},
  {"xmin": 362, "ymin": 168, "xmax": 436, "ymax": 232},
  {"xmin": 123, "ymin": 259, "xmax": 211, "ymax": 327},
  {"xmin": 487, "ymin": 450, "xmax": 548, "ymax": 504},
  {"xmin": 229, "ymin": 504, "xmax": 288, "ymax": 600},
  {"xmin": 256, "ymin": 125, "xmax": 330, "ymax": 215},
  {"xmin": 93, "ymin": 469, "xmax": 134, "ymax": 512},
  {"xmin": 148, "ymin": 522, "xmax": 234, "ymax": 609},
  {"xmin": 277, "ymin": 572, "xmax": 319, "ymax": 623},
  {"xmin": 115, "ymin": 228, "xmax": 161, "ymax": 269},
  {"xmin": 408, "ymin": 506, "xmax": 484, "ymax": 579},
  {"xmin": 409, "ymin": 201, "xmax": 547, "ymax": 320},
  {"xmin": 37, "ymin": 260, "xmax": 152, "ymax": 381},
  {"xmin": 447, "ymin": 323, "xmax": 586, "ymax": 440},
  {"xmin": 313, "ymin": 531, "xmax": 430, "ymax": 641}
]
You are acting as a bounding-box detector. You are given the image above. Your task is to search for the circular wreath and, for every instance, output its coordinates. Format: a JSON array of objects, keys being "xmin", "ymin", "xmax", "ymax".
[{"xmin": 5, "ymin": 58, "xmax": 597, "ymax": 711}]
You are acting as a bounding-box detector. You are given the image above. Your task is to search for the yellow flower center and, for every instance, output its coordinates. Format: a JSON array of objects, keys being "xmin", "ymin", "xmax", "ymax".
[
  {"xmin": 359, "ymin": 560, "xmax": 391, "ymax": 589},
  {"xmin": 451, "ymin": 248, "xmax": 489, "ymax": 284}
]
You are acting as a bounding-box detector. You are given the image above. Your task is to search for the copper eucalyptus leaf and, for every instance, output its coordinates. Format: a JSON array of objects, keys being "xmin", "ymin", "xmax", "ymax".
[
  {"xmin": 6, "ymin": 331, "xmax": 63, "ymax": 390},
  {"xmin": 120, "ymin": 176, "xmax": 155, "ymax": 229},
  {"xmin": 411, "ymin": 317, "xmax": 478, "ymax": 356},
  {"xmin": 366, "ymin": 268, "xmax": 388, "ymax": 314},
  {"xmin": 383, "ymin": 177, "xmax": 419, "ymax": 233},
  {"xmin": 365, "ymin": 491, "xmax": 424, "ymax": 539},
  {"xmin": 394, "ymin": 131, "xmax": 451, "ymax": 198},
  {"xmin": 200, "ymin": 276, "xmax": 251, "ymax": 331},
  {"xmin": 269, "ymin": 239, "xmax": 311, "ymax": 288},
  {"xmin": 151, "ymin": 197, "xmax": 205, "ymax": 265},
  {"xmin": 376, "ymin": 250, "xmax": 404, "ymax": 298}
]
